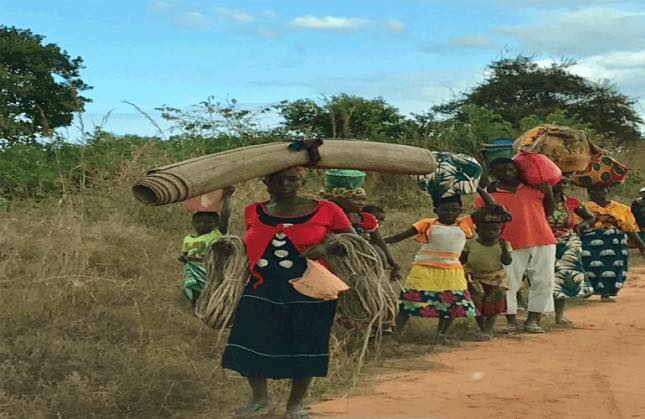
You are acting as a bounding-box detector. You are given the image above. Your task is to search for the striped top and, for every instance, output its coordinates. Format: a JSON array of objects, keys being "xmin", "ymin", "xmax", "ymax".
[{"xmin": 411, "ymin": 217, "xmax": 474, "ymax": 269}]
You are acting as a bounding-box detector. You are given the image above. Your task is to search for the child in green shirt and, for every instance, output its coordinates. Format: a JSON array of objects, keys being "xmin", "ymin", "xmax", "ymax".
[{"xmin": 179, "ymin": 187, "xmax": 233, "ymax": 305}]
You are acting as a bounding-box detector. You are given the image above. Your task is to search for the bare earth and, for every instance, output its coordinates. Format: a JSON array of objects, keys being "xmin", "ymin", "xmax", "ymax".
[{"xmin": 312, "ymin": 265, "xmax": 645, "ymax": 419}]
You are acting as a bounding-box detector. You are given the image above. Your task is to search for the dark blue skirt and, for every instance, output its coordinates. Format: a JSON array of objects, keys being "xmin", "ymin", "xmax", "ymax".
[
  {"xmin": 581, "ymin": 228, "xmax": 629, "ymax": 297},
  {"xmin": 222, "ymin": 237, "xmax": 336, "ymax": 379}
]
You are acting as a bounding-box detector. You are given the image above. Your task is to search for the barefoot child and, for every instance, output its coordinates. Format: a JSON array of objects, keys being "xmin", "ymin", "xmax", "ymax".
[
  {"xmin": 385, "ymin": 194, "xmax": 477, "ymax": 344},
  {"xmin": 461, "ymin": 206, "xmax": 512, "ymax": 340},
  {"xmin": 179, "ymin": 188, "xmax": 233, "ymax": 305}
]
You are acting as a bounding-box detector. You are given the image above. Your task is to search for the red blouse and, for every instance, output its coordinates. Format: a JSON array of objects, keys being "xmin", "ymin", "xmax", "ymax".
[{"xmin": 243, "ymin": 199, "xmax": 352, "ymax": 287}]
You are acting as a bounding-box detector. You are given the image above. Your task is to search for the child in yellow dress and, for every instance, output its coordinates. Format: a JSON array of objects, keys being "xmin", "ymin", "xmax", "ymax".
[{"xmin": 385, "ymin": 194, "xmax": 477, "ymax": 344}]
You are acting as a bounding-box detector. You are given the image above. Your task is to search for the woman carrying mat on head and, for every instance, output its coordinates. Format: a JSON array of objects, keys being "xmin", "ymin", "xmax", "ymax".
[
  {"xmin": 220, "ymin": 167, "xmax": 354, "ymax": 419},
  {"xmin": 581, "ymin": 184, "xmax": 645, "ymax": 302}
]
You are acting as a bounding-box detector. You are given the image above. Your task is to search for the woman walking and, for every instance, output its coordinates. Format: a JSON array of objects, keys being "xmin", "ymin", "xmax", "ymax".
[
  {"xmin": 221, "ymin": 167, "xmax": 354, "ymax": 419},
  {"xmin": 582, "ymin": 185, "xmax": 645, "ymax": 302},
  {"xmin": 548, "ymin": 178, "xmax": 595, "ymax": 324}
]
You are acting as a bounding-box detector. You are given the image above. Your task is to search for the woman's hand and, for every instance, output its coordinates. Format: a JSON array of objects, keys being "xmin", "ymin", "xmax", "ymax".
[
  {"xmin": 303, "ymin": 242, "xmax": 347, "ymax": 259},
  {"xmin": 211, "ymin": 240, "xmax": 234, "ymax": 257},
  {"xmin": 574, "ymin": 222, "xmax": 591, "ymax": 236},
  {"xmin": 536, "ymin": 183, "xmax": 554, "ymax": 194},
  {"xmin": 389, "ymin": 264, "xmax": 402, "ymax": 282},
  {"xmin": 303, "ymin": 244, "xmax": 328, "ymax": 260}
]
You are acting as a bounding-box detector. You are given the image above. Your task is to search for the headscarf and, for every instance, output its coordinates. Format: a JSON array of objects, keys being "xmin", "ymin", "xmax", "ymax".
[
  {"xmin": 471, "ymin": 205, "xmax": 512, "ymax": 225},
  {"xmin": 430, "ymin": 193, "xmax": 462, "ymax": 208}
]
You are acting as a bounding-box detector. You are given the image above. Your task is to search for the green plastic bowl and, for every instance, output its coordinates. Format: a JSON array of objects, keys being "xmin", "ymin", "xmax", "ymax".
[{"xmin": 324, "ymin": 169, "xmax": 367, "ymax": 189}]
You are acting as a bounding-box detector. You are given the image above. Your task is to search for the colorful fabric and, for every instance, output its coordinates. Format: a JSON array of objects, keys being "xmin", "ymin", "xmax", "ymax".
[
  {"xmin": 469, "ymin": 282, "xmax": 507, "ymax": 317},
  {"xmin": 469, "ymin": 269, "xmax": 508, "ymax": 290},
  {"xmin": 463, "ymin": 239, "xmax": 512, "ymax": 283},
  {"xmin": 581, "ymin": 228, "xmax": 629, "ymax": 297},
  {"xmin": 183, "ymin": 261, "xmax": 206, "ymax": 303},
  {"xmin": 548, "ymin": 196, "xmax": 581, "ymax": 238},
  {"xmin": 572, "ymin": 153, "xmax": 628, "ymax": 187},
  {"xmin": 411, "ymin": 217, "xmax": 474, "ymax": 269},
  {"xmin": 355, "ymin": 211, "xmax": 379, "ymax": 234},
  {"xmin": 554, "ymin": 231, "xmax": 593, "ymax": 299},
  {"xmin": 416, "ymin": 152, "xmax": 482, "ymax": 199},
  {"xmin": 243, "ymin": 200, "xmax": 352, "ymax": 288},
  {"xmin": 476, "ymin": 184, "xmax": 556, "ymax": 250},
  {"xmin": 514, "ymin": 125, "xmax": 594, "ymax": 173},
  {"xmin": 400, "ymin": 266, "xmax": 476, "ymax": 318},
  {"xmin": 181, "ymin": 230, "xmax": 222, "ymax": 301},
  {"xmin": 223, "ymin": 205, "xmax": 340, "ymax": 379},
  {"xmin": 182, "ymin": 230, "xmax": 222, "ymax": 259},
  {"xmin": 585, "ymin": 200, "xmax": 639, "ymax": 233}
]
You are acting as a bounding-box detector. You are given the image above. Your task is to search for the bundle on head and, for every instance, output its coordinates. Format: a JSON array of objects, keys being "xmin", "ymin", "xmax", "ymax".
[
  {"xmin": 195, "ymin": 235, "xmax": 249, "ymax": 336},
  {"xmin": 325, "ymin": 234, "xmax": 400, "ymax": 378}
]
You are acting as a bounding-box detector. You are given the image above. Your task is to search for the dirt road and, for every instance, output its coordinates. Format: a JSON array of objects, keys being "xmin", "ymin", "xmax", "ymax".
[{"xmin": 313, "ymin": 265, "xmax": 645, "ymax": 419}]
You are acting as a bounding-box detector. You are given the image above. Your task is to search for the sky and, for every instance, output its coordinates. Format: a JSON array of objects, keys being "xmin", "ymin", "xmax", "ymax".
[{"xmin": 2, "ymin": 0, "xmax": 645, "ymax": 136}]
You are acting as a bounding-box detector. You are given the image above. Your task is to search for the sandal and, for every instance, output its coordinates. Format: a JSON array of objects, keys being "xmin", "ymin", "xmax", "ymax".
[
  {"xmin": 474, "ymin": 333, "xmax": 492, "ymax": 342},
  {"xmin": 524, "ymin": 323, "xmax": 545, "ymax": 334},
  {"xmin": 229, "ymin": 400, "xmax": 273, "ymax": 418},
  {"xmin": 285, "ymin": 407, "xmax": 310, "ymax": 419},
  {"xmin": 503, "ymin": 323, "xmax": 521, "ymax": 334},
  {"xmin": 555, "ymin": 318, "xmax": 575, "ymax": 327}
]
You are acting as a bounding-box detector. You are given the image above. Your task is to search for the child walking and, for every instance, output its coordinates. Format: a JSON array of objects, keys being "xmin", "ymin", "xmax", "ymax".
[
  {"xmin": 179, "ymin": 187, "xmax": 233, "ymax": 305},
  {"xmin": 461, "ymin": 206, "xmax": 513, "ymax": 340},
  {"xmin": 385, "ymin": 194, "xmax": 477, "ymax": 344}
]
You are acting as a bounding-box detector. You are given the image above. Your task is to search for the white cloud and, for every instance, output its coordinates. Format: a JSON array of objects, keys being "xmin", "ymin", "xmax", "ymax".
[
  {"xmin": 261, "ymin": 10, "xmax": 277, "ymax": 19},
  {"xmin": 214, "ymin": 7, "xmax": 255, "ymax": 23},
  {"xmin": 498, "ymin": 7, "xmax": 645, "ymax": 55},
  {"xmin": 289, "ymin": 15, "xmax": 368, "ymax": 30},
  {"xmin": 175, "ymin": 11, "xmax": 211, "ymax": 28},
  {"xmin": 149, "ymin": 0, "xmax": 171, "ymax": 13},
  {"xmin": 570, "ymin": 50, "xmax": 645, "ymax": 94},
  {"xmin": 385, "ymin": 19, "xmax": 406, "ymax": 32},
  {"xmin": 452, "ymin": 35, "xmax": 494, "ymax": 49}
]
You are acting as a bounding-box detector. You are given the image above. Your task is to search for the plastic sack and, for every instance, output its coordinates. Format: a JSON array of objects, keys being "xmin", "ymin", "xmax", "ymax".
[
  {"xmin": 571, "ymin": 153, "xmax": 628, "ymax": 187},
  {"xmin": 182, "ymin": 190, "xmax": 224, "ymax": 212},
  {"xmin": 512, "ymin": 151, "xmax": 562, "ymax": 186},
  {"xmin": 289, "ymin": 259, "xmax": 350, "ymax": 301},
  {"xmin": 514, "ymin": 125, "xmax": 593, "ymax": 173},
  {"xmin": 416, "ymin": 152, "xmax": 482, "ymax": 198}
]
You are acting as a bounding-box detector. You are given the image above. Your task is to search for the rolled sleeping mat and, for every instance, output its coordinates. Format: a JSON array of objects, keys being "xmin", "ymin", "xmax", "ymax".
[{"xmin": 132, "ymin": 139, "xmax": 437, "ymax": 205}]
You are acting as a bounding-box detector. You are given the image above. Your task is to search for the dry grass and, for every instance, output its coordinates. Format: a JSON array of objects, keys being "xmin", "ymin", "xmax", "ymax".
[
  {"xmin": 0, "ymin": 165, "xmax": 474, "ymax": 419},
  {"xmin": 1, "ymin": 148, "xmax": 642, "ymax": 418}
]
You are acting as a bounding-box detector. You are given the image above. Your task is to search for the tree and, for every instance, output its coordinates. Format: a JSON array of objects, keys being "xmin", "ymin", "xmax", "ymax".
[
  {"xmin": 0, "ymin": 25, "xmax": 92, "ymax": 144},
  {"xmin": 434, "ymin": 56, "xmax": 643, "ymax": 143},
  {"xmin": 276, "ymin": 94, "xmax": 407, "ymax": 141},
  {"xmin": 434, "ymin": 104, "xmax": 514, "ymax": 155},
  {"xmin": 156, "ymin": 96, "xmax": 272, "ymax": 139}
]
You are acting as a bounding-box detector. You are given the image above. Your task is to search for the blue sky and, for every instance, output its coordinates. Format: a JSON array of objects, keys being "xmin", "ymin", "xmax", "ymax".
[{"xmin": 2, "ymin": 0, "xmax": 645, "ymax": 136}]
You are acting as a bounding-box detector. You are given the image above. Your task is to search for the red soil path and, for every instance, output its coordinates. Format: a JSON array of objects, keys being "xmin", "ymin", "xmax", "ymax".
[{"xmin": 312, "ymin": 265, "xmax": 645, "ymax": 419}]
